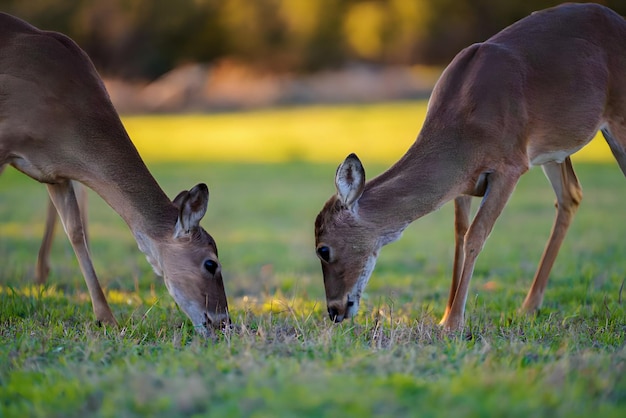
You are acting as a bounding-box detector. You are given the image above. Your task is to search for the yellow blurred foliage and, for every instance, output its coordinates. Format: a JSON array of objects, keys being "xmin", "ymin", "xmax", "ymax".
[{"xmin": 344, "ymin": 2, "xmax": 387, "ymax": 59}]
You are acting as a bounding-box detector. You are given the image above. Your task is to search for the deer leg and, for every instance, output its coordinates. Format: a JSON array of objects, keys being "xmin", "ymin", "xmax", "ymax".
[
  {"xmin": 442, "ymin": 170, "xmax": 523, "ymax": 331},
  {"xmin": 602, "ymin": 126, "xmax": 626, "ymax": 178},
  {"xmin": 35, "ymin": 181, "xmax": 88, "ymax": 284},
  {"xmin": 74, "ymin": 181, "xmax": 89, "ymax": 248},
  {"xmin": 440, "ymin": 195, "xmax": 472, "ymax": 325},
  {"xmin": 521, "ymin": 158, "xmax": 582, "ymax": 312},
  {"xmin": 46, "ymin": 181, "xmax": 117, "ymax": 326},
  {"xmin": 35, "ymin": 198, "xmax": 57, "ymax": 284}
]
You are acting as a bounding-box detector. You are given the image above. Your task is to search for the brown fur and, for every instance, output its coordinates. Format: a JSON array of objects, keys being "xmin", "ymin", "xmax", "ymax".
[
  {"xmin": 315, "ymin": 3, "xmax": 626, "ymax": 329},
  {"xmin": 0, "ymin": 13, "xmax": 229, "ymax": 335}
]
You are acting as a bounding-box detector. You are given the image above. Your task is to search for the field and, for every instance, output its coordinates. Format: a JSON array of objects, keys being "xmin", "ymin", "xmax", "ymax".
[{"xmin": 1, "ymin": 101, "xmax": 625, "ymax": 417}]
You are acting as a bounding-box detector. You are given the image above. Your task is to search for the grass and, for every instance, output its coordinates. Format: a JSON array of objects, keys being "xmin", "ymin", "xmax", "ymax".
[
  {"xmin": 122, "ymin": 101, "xmax": 614, "ymax": 164},
  {"xmin": 1, "ymin": 101, "xmax": 625, "ymax": 417}
]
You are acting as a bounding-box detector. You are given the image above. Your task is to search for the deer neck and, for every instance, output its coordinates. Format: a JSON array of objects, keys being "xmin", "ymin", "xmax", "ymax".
[
  {"xmin": 77, "ymin": 131, "xmax": 177, "ymax": 275},
  {"xmin": 357, "ymin": 134, "xmax": 465, "ymax": 240}
]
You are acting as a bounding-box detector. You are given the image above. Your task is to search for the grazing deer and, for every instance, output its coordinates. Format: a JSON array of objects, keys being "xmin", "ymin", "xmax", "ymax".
[
  {"xmin": 314, "ymin": 3, "xmax": 626, "ymax": 330},
  {"xmin": 0, "ymin": 13, "xmax": 229, "ymax": 336}
]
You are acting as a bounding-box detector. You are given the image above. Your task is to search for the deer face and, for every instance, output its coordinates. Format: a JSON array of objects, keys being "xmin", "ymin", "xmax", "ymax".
[
  {"xmin": 314, "ymin": 154, "xmax": 380, "ymax": 322},
  {"xmin": 153, "ymin": 184, "xmax": 229, "ymax": 337}
]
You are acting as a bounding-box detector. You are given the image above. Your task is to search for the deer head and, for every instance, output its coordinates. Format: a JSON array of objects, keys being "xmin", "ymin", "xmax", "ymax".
[
  {"xmin": 314, "ymin": 154, "xmax": 383, "ymax": 322},
  {"xmin": 144, "ymin": 184, "xmax": 230, "ymax": 336}
]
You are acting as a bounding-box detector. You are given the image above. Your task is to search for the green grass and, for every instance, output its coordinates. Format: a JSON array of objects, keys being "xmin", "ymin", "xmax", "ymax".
[{"xmin": 1, "ymin": 105, "xmax": 626, "ymax": 417}]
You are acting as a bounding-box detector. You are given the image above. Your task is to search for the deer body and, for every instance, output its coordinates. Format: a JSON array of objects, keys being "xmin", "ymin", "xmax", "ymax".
[
  {"xmin": 315, "ymin": 3, "xmax": 626, "ymax": 330},
  {"xmin": 0, "ymin": 13, "xmax": 229, "ymax": 335}
]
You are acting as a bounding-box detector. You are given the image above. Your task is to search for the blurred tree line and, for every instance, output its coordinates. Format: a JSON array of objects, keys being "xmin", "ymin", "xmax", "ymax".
[{"xmin": 2, "ymin": 0, "xmax": 624, "ymax": 80}]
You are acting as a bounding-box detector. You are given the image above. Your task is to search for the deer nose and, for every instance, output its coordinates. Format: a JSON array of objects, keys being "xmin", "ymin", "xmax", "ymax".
[
  {"xmin": 205, "ymin": 312, "xmax": 230, "ymax": 329},
  {"xmin": 328, "ymin": 306, "xmax": 345, "ymax": 323}
]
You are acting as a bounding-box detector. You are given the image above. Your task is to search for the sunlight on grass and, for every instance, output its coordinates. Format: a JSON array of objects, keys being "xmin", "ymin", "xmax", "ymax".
[
  {"xmin": 123, "ymin": 103, "xmax": 422, "ymax": 164},
  {"xmin": 0, "ymin": 285, "xmax": 147, "ymax": 306},
  {"xmin": 259, "ymin": 294, "xmax": 321, "ymax": 317},
  {"xmin": 122, "ymin": 102, "xmax": 614, "ymax": 164},
  {"xmin": 233, "ymin": 293, "xmax": 419, "ymax": 327},
  {"xmin": 0, "ymin": 285, "xmax": 63, "ymax": 298},
  {"xmin": 0, "ymin": 284, "xmax": 322, "ymax": 321},
  {"xmin": 106, "ymin": 289, "xmax": 146, "ymax": 306},
  {"xmin": 0, "ymin": 284, "xmax": 419, "ymax": 327}
]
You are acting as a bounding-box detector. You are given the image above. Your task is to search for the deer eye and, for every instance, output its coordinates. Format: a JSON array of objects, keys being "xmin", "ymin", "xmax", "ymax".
[
  {"xmin": 204, "ymin": 259, "xmax": 218, "ymax": 275},
  {"xmin": 316, "ymin": 245, "xmax": 331, "ymax": 263}
]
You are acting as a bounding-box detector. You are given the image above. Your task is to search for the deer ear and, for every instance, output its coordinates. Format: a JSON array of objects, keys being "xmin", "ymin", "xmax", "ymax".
[
  {"xmin": 174, "ymin": 183, "xmax": 209, "ymax": 237},
  {"xmin": 335, "ymin": 153, "xmax": 365, "ymax": 209},
  {"xmin": 172, "ymin": 189, "xmax": 189, "ymax": 208}
]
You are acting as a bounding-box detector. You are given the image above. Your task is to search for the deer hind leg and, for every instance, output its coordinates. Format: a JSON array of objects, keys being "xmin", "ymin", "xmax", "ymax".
[
  {"xmin": 442, "ymin": 169, "xmax": 523, "ymax": 331},
  {"xmin": 602, "ymin": 125, "xmax": 626, "ymax": 178},
  {"xmin": 46, "ymin": 181, "xmax": 117, "ymax": 326},
  {"xmin": 521, "ymin": 157, "xmax": 582, "ymax": 312},
  {"xmin": 35, "ymin": 181, "xmax": 89, "ymax": 285},
  {"xmin": 75, "ymin": 182, "xmax": 89, "ymax": 246},
  {"xmin": 35, "ymin": 198, "xmax": 57, "ymax": 284},
  {"xmin": 440, "ymin": 195, "xmax": 472, "ymax": 325}
]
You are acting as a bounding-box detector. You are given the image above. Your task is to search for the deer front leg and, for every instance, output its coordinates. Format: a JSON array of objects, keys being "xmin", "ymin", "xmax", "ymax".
[
  {"xmin": 46, "ymin": 181, "xmax": 117, "ymax": 326},
  {"xmin": 442, "ymin": 170, "xmax": 523, "ymax": 331},
  {"xmin": 36, "ymin": 181, "xmax": 88, "ymax": 284},
  {"xmin": 522, "ymin": 158, "xmax": 582, "ymax": 312},
  {"xmin": 440, "ymin": 195, "xmax": 472, "ymax": 325}
]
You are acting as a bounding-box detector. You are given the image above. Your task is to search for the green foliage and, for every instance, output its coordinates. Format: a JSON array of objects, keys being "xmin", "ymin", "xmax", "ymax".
[
  {"xmin": 3, "ymin": 0, "xmax": 625, "ymax": 77},
  {"xmin": 1, "ymin": 150, "xmax": 625, "ymax": 416}
]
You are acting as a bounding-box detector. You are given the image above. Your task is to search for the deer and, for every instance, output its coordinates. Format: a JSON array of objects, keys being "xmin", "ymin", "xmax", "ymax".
[
  {"xmin": 0, "ymin": 13, "xmax": 229, "ymax": 336},
  {"xmin": 314, "ymin": 3, "xmax": 626, "ymax": 331}
]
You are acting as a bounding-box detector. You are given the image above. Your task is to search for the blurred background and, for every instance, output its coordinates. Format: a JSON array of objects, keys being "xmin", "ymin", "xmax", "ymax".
[{"xmin": 2, "ymin": 0, "xmax": 624, "ymax": 114}]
